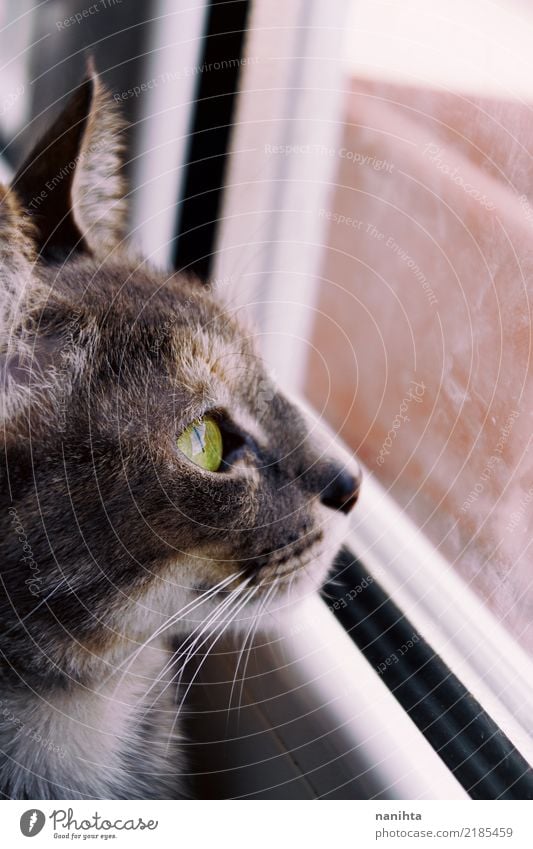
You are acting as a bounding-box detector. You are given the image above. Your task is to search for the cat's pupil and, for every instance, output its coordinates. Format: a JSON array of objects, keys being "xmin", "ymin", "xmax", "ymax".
[
  {"xmin": 177, "ymin": 416, "xmax": 223, "ymax": 472},
  {"xmin": 191, "ymin": 423, "xmax": 206, "ymax": 454}
]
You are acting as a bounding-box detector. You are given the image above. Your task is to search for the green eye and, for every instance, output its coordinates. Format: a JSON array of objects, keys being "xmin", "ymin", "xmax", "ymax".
[{"xmin": 177, "ymin": 417, "xmax": 223, "ymax": 472}]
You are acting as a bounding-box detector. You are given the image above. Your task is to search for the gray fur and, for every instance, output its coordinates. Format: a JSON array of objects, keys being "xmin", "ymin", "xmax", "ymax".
[{"xmin": 0, "ymin": 69, "xmax": 360, "ymax": 799}]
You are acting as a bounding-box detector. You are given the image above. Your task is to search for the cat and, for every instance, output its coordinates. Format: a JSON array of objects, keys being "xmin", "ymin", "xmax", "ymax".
[{"xmin": 0, "ymin": 68, "xmax": 361, "ymax": 799}]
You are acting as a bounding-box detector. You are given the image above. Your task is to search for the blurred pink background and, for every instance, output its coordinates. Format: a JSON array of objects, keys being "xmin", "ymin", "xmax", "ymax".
[{"xmin": 307, "ymin": 77, "xmax": 533, "ymax": 652}]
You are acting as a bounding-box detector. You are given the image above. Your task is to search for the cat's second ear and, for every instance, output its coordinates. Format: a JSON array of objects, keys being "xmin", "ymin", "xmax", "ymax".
[{"xmin": 11, "ymin": 67, "xmax": 126, "ymax": 261}]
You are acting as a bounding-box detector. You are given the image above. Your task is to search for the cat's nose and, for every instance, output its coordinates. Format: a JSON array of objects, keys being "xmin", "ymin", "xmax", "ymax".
[{"xmin": 319, "ymin": 466, "xmax": 361, "ymax": 514}]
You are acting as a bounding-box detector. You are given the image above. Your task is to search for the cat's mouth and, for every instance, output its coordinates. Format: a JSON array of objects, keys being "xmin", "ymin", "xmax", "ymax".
[
  {"xmin": 189, "ymin": 529, "xmax": 328, "ymax": 601},
  {"xmin": 244, "ymin": 529, "xmax": 325, "ymax": 586}
]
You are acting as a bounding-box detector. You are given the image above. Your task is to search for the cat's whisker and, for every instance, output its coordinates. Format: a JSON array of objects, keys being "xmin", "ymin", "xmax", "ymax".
[
  {"xmin": 177, "ymin": 584, "xmax": 258, "ymax": 709},
  {"xmin": 234, "ymin": 579, "xmax": 278, "ymax": 719},
  {"xmin": 226, "ymin": 598, "xmax": 259, "ymax": 721},
  {"xmin": 109, "ymin": 575, "xmax": 238, "ymax": 680},
  {"xmin": 164, "ymin": 583, "xmax": 260, "ymax": 754},
  {"xmin": 288, "ymin": 569, "xmax": 299, "ymax": 606},
  {"xmin": 226, "ymin": 578, "xmax": 275, "ymax": 720},
  {"xmin": 138, "ymin": 578, "xmax": 251, "ymax": 714},
  {"xmin": 163, "ymin": 579, "xmax": 250, "ymax": 681},
  {"xmin": 137, "ymin": 587, "xmax": 246, "ymax": 728},
  {"xmin": 137, "ymin": 591, "xmax": 240, "ymax": 710},
  {"xmin": 105, "ymin": 571, "xmax": 244, "ymax": 697},
  {"xmin": 164, "ymin": 581, "xmax": 253, "ymax": 697}
]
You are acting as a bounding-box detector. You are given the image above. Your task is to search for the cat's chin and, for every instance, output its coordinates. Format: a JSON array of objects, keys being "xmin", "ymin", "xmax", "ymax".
[
  {"xmin": 229, "ymin": 545, "xmax": 342, "ymax": 638},
  {"xmin": 242, "ymin": 515, "xmax": 348, "ymax": 608}
]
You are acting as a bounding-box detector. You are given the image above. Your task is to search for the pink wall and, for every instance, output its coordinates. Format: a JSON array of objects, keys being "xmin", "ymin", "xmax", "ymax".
[{"xmin": 307, "ymin": 79, "xmax": 533, "ymax": 651}]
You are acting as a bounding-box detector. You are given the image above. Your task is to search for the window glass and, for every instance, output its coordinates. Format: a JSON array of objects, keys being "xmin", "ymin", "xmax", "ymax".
[{"xmin": 305, "ymin": 0, "xmax": 533, "ymax": 653}]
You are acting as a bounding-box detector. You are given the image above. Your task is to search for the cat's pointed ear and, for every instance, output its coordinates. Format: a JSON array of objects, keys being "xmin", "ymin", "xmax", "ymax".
[
  {"xmin": 11, "ymin": 64, "xmax": 126, "ymax": 262},
  {"xmin": 0, "ymin": 185, "xmax": 38, "ymax": 336},
  {"xmin": 0, "ymin": 186, "xmax": 43, "ymax": 421}
]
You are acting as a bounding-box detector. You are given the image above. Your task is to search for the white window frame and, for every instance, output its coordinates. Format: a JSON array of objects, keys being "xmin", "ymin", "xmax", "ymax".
[{"xmin": 129, "ymin": 0, "xmax": 211, "ymax": 268}]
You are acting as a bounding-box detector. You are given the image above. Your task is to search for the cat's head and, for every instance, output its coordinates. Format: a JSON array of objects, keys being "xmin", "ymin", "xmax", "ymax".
[{"xmin": 0, "ymin": 70, "xmax": 361, "ymax": 678}]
